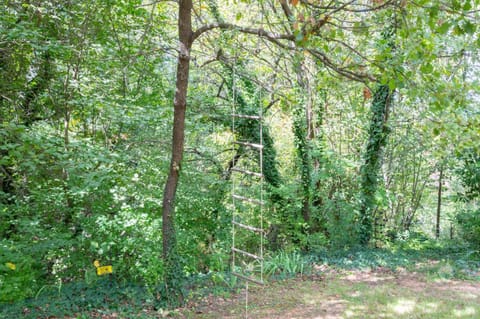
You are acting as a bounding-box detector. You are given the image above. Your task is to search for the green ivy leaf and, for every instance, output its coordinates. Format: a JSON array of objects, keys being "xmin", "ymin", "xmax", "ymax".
[
  {"xmin": 429, "ymin": 5, "xmax": 439, "ymax": 19},
  {"xmin": 452, "ymin": 0, "xmax": 461, "ymax": 10},
  {"xmin": 388, "ymin": 79, "xmax": 396, "ymax": 91},
  {"xmin": 420, "ymin": 62, "xmax": 433, "ymax": 74},
  {"xmin": 436, "ymin": 21, "xmax": 451, "ymax": 34},
  {"xmin": 453, "ymin": 24, "xmax": 464, "ymax": 35},
  {"xmin": 463, "ymin": 0, "xmax": 472, "ymax": 11},
  {"xmin": 463, "ymin": 20, "xmax": 476, "ymax": 34}
]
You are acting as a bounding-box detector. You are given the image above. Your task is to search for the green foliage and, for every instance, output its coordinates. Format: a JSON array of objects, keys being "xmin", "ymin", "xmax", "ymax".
[
  {"xmin": 0, "ymin": 276, "xmax": 166, "ymax": 319},
  {"xmin": 0, "ymin": 241, "xmax": 40, "ymax": 302},
  {"xmin": 315, "ymin": 239, "xmax": 480, "ymax": 280},
  {"xmin": 264, "ymin": 251, "xmax": 311, "ymax": 279},
  {"xmin": 268, "ymin": 183, "xmax": 310, "ymax": 250},
  {"xmin": 454, "ymin": 150, "xmax": 480, "ymax": 248},
  {"xmin": 456, "ymin": 209, "xmax": 480, "ymax": 249},
  {"xmin": 1, "ymin": 0, "xmax": 479, "ymax": 311},
  {"xmin": 456, "ymin": 150, "xmax": 480, "ymax": 200},
  {"xmin": 221, "ymin": 62, "xmax": 282, "ymax": 187},
  {"xmin": 314, "ymin": 150, "xmax": 361, "ymax": 248}
]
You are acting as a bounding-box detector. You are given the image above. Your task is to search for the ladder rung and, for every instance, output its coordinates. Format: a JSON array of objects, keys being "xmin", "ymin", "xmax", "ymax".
[
  {"xmin": 232, "ymin": 221, "xmax": 264, "ymax": 234},
  {"xmin": 231, "ymin": 168, "xmax": 263, "ymax": 178},
  {"xmin": 232, "ymin": 247, "xmax": 263, "ymax": 260},
  {"xmin": 234, "ymin": 141, "xmax": 264, "ymax": 150},
  {"xmin": 232, "ymin": 194, "xmax": 265, "ymax": 205},
  {"xmin": 232, "ymin": 114, "xmax": 262, "ymax": 120},
  {"xmin": 232, "ymin": 272, "xmax": 265, "ymax": 286}
]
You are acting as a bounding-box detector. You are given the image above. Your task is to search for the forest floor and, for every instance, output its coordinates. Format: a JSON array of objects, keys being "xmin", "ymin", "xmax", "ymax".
[
  {"xmin": 177, "ymin": 264, "xmax": 480, "ymax": 319},
  {"xmin": 3, "ymin": 245, "xmax": 479, "ymax": 318}
]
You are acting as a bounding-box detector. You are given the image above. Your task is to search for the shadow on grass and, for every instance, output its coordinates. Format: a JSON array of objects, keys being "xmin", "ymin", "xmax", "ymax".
[{"xmin": 312, "ymin": 239, "xmax": 480, "ymax": 280}]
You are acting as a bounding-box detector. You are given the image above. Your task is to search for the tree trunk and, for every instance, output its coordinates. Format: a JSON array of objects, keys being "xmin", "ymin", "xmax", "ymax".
[
  {"xmin": 220, "ymin": 60, "xmax": 282, "ymax": 188},
  {"xmin": 436, "ymin": 165, "xmax": 443, "ymax": 239},
  {"xmin": 359, "ymin": 84, "xmax": 392, "ymax": 245},
  {"xmin": 22, "ymin": 50, "xmax": 53, "ymax": 126},
  {"xmin": 358, "ymin": 20, "xmax": 396, "ymax": 246},
  {"xmin": 161, "ymin": 0, "xmax": 192, "ymax": 299},
  {"xmin": 62, "ymin": 108, "xmax": 74, "ymax": 223},
  {"xmin": 278, "ymin": 0, "xmax": 313, "ymax": 223},
  {"xmin": 293, "ymin": 101, "xmax": 312, "ymax": 223}
]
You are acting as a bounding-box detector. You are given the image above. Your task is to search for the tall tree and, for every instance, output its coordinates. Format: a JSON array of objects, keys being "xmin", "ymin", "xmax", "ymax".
[
  {"xmin": 359, "ymin": 84, "xmax": 393, "ymax": 244},
  {"xmin": 161, "ymin": 0, "xmax": 193, "ymax": 299}
]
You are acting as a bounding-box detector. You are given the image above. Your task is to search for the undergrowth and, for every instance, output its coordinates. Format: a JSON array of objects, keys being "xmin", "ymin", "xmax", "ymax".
[
  {"xmin": 314, "ymin": 239, "xmax": 480, "ymax": 280},
  {"xmin": 0, "ymin": 275, "xmax": 164, "ymax": 319},
  {"xmin": 2, "ymin": 239, "xmax": 479, "ymax": 318}
]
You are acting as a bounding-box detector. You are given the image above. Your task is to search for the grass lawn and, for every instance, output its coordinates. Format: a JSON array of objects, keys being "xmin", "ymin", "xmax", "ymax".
[{"xmin": 177, "ymin": 266, "xmax": 480, "ymax": 318}]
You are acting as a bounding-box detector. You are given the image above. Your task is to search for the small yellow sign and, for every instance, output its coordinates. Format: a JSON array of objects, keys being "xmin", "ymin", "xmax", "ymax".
[
  {"xmin": 96, "ymin": 265, "xmax": 113, "ymax": 276},
  {"xmin": 5, "ymin": 262, "xmax": 16, "ymax": 271}
]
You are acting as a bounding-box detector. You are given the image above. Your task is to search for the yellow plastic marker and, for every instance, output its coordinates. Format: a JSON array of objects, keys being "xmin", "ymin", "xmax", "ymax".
[
  {"xmin": 5, "ymin": 262, "xmax": 16, "ymax": 270},
  {"xmin": 96, "ymin": 265, "xmax": 113, "ymax": 276}
]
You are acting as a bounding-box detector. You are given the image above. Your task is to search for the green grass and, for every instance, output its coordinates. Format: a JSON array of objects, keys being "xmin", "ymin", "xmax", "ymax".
[
  {"xmin": 324, "ymin": 276, "xmax": 480, "ymax": 319},
  {"xmin": 179, "ymin": 267, "xmax": 480, "ymax": 318}
]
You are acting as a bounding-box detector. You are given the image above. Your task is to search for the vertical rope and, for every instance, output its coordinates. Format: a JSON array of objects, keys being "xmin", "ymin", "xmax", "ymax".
[
  {"xmin": 245, "ymin": 281, "xmax": 249, "ymax": 319},
  {"xmin": 259, "ymin": 0, "xmax": 265, "ymax": 287},
  {"xmin": 259, "ymin": 85, "xmax": 264, "ymax": 284},
  {"xmin": 231, "ymin": 60, "xmax": 237, "ymax": 278}
]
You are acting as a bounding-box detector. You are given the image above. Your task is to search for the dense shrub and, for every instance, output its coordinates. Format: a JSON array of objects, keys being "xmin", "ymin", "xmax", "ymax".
[{"xmin": 456, "ymin": 209, "xmax": 480, "ymax": 249}]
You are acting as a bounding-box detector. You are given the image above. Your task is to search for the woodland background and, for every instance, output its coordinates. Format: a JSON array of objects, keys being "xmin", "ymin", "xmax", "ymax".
[{"xmin": 0, "ymin": 0, "xmax": 479, "ymax": 314}]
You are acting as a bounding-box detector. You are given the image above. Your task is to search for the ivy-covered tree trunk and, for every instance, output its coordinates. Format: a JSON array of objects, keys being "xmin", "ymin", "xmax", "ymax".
[
  {"xmin": 161, "ymin": 0, "xmax": 192, "ymax": 301},
  {"xmin": 292, "ymin": 95, "xmax": 313, "ymax": 223},
  {"xmin": 358, "ymin": 15, "xmax": 397, "ymax": 246},
  {"xmin": 278, "ymin": 0, "xmax": 316, "ymax": 224},
  {"xmin": 22, "ymin": 50, "xmax": 54, "ymax": 126},
  {"xmin": 207, "ymin": 1, "xmax": 281, "ymax": 188},
  {"xmin": 312, "ymin": 89, "xmax": 326, "ymax": 208},
  {"xmin": 436, "ymin": 165, "xmax": 443, "ymax": 239},
  {"xmin": 220, "ymin": 61, "xmax": 281, "ymax": 188},
  {"xmin": 359, "ymin": 84, "xmax": 393, "ymax": 245}
]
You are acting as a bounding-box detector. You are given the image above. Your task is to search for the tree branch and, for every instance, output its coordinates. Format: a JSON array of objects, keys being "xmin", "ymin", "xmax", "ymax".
[{"xmin": 192, "ymin": 23, "xmax": 294, "ymax": 42}]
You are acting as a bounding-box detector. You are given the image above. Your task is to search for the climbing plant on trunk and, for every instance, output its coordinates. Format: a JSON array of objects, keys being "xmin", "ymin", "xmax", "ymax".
[
  {"xmin": 359, "ymin": 84, "xmax": 393, "ymax": 245},
  {"xmin": 358, "ymin": 15, "xmax": 398, "ymax": 245}
]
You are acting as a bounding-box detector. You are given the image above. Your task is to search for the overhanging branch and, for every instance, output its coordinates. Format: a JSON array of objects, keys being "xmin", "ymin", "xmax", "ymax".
[{"xmin": 192, "ymin": 23, "xmax": 294, "ymax": 42}]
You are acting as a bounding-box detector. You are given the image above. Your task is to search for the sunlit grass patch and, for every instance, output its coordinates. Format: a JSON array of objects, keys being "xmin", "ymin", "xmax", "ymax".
[{"xmin": 326, "ymin": 274, "xmax": 480, "ymax": 319}]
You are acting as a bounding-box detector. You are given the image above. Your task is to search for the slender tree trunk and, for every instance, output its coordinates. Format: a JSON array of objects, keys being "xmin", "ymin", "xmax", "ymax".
[
  {"xmin": 62, "ymin": 109, "xmax": 73, "ymax": 219},
  {"xmin": 161, "ymin": 0, "xmax": 192, "ymax": 298},
  {"xmin": 436, "ymin": 165, "xmax": 443, "ymax": 239},
  {"xmin": 61, "ymin": 62, "xmax": 77, "ymax": 224},
  {"xmin": 298, "ymin": 62, "xmax": 314, "ymax": 223}
]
